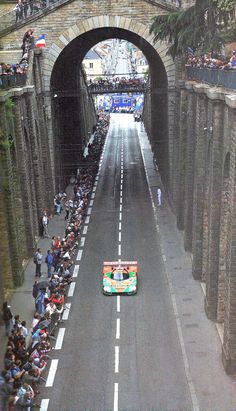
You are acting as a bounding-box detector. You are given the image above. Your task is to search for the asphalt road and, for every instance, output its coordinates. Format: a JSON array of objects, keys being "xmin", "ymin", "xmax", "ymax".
[{"xmin": 42, "ymin": 114, "xmax": 193, "ymax": 411}]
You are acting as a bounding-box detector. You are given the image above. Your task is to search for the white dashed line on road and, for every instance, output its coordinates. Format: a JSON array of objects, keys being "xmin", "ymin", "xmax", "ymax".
[
  {"xmin": 119, "ymin": 205, "xmax": 122, "ymax": 212},
  {"xmin": 162, "ymin": 254, "xmax": 167, "ymax": 262},
  {"xmin": 83, "ymin": 226, "xmax": 88, "ymax": 235},
  {"xmin": 55, "ymin": 328, "xmax": 65, "ymax": 350},
  {"xmin": 116, "ymin": 318, "xmax": 120, "ymax": 339},
  {"xmin": 84, "ymin": 216, "xmax": 90, "ymax": 224},
  {"xmin": 76, "ymin": 249, "xmax": 83, "ymax": 261},
  {"xmin": 80, "ymin": 237, "xmax": 86, "ymax": 247},
  {"xmin": 91, "ymin": 193, "xmax": 95, "ymax": 200},
  {"xmin": 119, "ymin": 222, "xmax": 122, "ymax": 231},
  {"xmin": 118, "ymin": 244, "xmax": 121, "ymax": 256},
  {"xmin": 115, "ymin": 346, "xmax": 119, "ymax": 373},
  {"xmin": 120, "ymin": 198, "xmax": 122, "ymax": 204},
  {"xmin": 114, "ymin": 383, "xmax": 119, "ymax": 411},
  {"xmin": 62, "ymin": 303, "xmax": 71, "ymax": 320},
  {"xmin": 119, "ymin": 213, "xmax": 122, "ymax": 221},
  {"xmin": 117, "ymin": 296, "xmax": 120, "ymax": 313},
  {"xmin": 89, "ymin": 200, "xmax": 94, "ymax": 207},
  {"xmin": 87, "ymin": 207, "xmax": 92, "ymax": 216},
  {"xmin": 46, "ymin": 359, "xmax": 58, "ymax": 387},
  {"xmin": 118, "ymin": 232, "xmax": 121, "ymax": 242},
  {"xmin": 40, "ymin": 399, "xmax": 49, "ymax": 411},
  {"xmin": 72, "ymin": 265, "xmax": 79, "ymax": 278},
  {"xmin": 68, "ymin": 282, "xmax": 76, "ymax": 297}
]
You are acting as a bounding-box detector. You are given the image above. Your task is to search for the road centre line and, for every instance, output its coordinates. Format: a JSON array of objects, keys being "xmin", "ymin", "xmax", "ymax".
[
  {"xmin": 120, "ymin": 184, "xmax": 123, "ymax": 190},
  {"xmin": 118, "ymin": 244, "xmax": 121, "ymax": 256},
  {"xmin": 84, "ymin": 216, "xmax": 90, "ymax": 224},
  {"xmin": 120, "ymin": 191, "xmax": 123, "ymax": 197},
  {"xmin": 116, "ymin": 295, "xmax": 120, "ymax": 313},
  {"xmin": 55, "ymin": 328, "xmax": 66, "ymax": 350},
  {"xmin": 115, "ymin": 346, "xmax": 119, "ymax": 373},
  {"xmin": 87, "ymin": 207, "xmax": 92, "ymax": 216},
  {"xmin": 114, "ymin": 383, "xmax": 119, "ymax": 411},
  {"xmin": 46, "ymin": 359, "xmax": 58, "ymax": 387},
  {"xmin": 68, "ymin": 282, "xmax": 76, "ymax": 297},
  {"xmin": 80, "ymin": 236, "xmax": 86, "ymax": 247},
  {"xmin": 162, "ymin": 254, "xmax": 167, "ymax": 262},
  {"xmin": 76, "ymin": 249, "xmax": 83, "ymax": 261},
  {"xmin": 40, "ymin": 399, "xmax": 49, "ymax": 411},
  {"xmin": 118, "ymin": 232, "xmax": 121, "ymax": 242},
  {"xmin": 62, "ymin": 303, "xmax": 71, "ymax": 320},
  {"xmin": 83, "ymin": 226, "xmax": 88, "ymax": 235},
  {"xmin": 119, "ymin": 213, "xmax": 122, "ymax": 221},
  {"xmin": 72, "ymin": 265, "xmax": 79, "ymax": 277},
  {"xmin": 119, "ymin": 222, "xmax": 122, "ymax": 231},
  {"xmin": 120, "ymin": 198, "xmax": 122, "ymax": 204},
  {"xmin": 116, "ymin": 318, "xmax": 120, "ymax": 339},
  {"xmin": 120, "ymin": 205, "xmax": 122, "ymax": 212}
]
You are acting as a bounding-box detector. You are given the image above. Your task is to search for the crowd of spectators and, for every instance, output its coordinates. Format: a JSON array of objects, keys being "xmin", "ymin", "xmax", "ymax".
[
  {"xmin": 88, "ymin": 76, "xmax": 147, "ymax": 92},
  {"xmin": 185, "ymin": 50, "xmax": 236, "ymax": 70},
  {"xmin": 12, "ymin": 0, "xmax": 58, "ymax": 23},
  {"xmin": 0, "ymin": 112, "xmax": 110, "ymax": 410},
  {"xmin": 0, "ymin": 29, "xmax": 33, "ymax": 89}
]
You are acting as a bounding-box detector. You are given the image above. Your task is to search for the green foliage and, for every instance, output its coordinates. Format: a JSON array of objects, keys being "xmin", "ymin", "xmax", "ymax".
[
  {"xmin": 150, "ymin": 0, "xmax": 236, "ymax": 58},
  {"xmin": 4, "ymin": 97, "xmax": 14, "ymax": 121}
]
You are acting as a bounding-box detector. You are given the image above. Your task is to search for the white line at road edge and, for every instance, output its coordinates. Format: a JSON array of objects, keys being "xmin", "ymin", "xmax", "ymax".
[
  {"xmin": 80, "ymin": 236, "xmax": 86, "ymax": 247},
  {"xmin": 55, "ymin": 328, "xmax": 66, "ymax": 350},
  {"xmin": 40, "ymin": 399, "xmax": 49, "ymax": 411},
  {"xmin": 114, "ymin": 383, "xmax": 119, "ymax": 411},
  {"xmin": 46, "ymin": 359, "xmax": 58, "ymax": 387},
  {"xmin": 68, "ymin": 282, "xmax": 76, "ymax": 297},
  {"xmin": 85, "ymin": 216, "xmax": 90, "ymax": 224},
  {"xmin": 138, "ymin": 126, "xmax": 200, "ymax": 411},
  {"xmin": 117, "ymin": 296, "xmax": 120, "ymax": 313},
  {"xmin": 115, "ymin": 346, "xmax": 119, "ymax": 373},
  {"xmin": 76, "ymin": 249, "xmax": 83, "ymax": 261},
  {"xmin": 62, "ymin": 303, "xmax": 71, "ymax": 320},
  {"xmin": 116, "ymin": 318, "xmax": 120, "ymax": 339},
  {"xmin": 72, "ymin": 265, "xmax": 79, "ymax": 278},
  {"xmin": 83, "ymin": 226, "xmax": 88, "ymax": 235}
]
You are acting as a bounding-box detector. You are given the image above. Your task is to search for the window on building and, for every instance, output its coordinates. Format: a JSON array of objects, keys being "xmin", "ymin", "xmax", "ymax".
[
  {"xmin": 89, "ymin": 63, "xmax": 93, "ymax": 69},
  {"xmin": 114, "ymin": 99, "xmax": 120, "ymax": 103},
  {"xmin": 123, "ymin": 99, "xmax": 128, "ymax": 103}
]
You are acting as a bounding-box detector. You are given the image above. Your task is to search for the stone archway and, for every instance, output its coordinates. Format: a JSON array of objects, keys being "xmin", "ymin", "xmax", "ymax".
[{"xmin": 43, "ymin": 15, "xmax": 175, "ymax": 91}]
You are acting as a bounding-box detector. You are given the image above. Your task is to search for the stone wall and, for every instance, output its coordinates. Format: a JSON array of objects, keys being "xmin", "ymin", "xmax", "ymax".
[
  {"xmin": 0, "ymin": 50, "xmax": 97, "ymax": 299},
  {"xmin": 173, "ymin": 80, "xmax": 236, "ymax": 374}
]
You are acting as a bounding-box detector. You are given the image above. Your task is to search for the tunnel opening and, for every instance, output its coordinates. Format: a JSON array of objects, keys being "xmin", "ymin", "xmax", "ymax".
[{"xmin": 50, "ymin": 27, "xmax": 169, "ymax": 189}]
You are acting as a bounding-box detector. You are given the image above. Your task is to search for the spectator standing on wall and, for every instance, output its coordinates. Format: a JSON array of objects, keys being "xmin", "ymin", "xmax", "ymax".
[
  {"xmin": 22, "ymin": 0, "xmax": 28, "ymax": 19},
  {"xmin": 42, "ymin": 211, "xmax": 49, "ymax": 238}
]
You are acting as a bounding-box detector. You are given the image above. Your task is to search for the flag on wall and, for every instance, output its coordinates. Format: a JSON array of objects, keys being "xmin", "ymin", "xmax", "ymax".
[{"xmin": 35, "ymin": 34, "xmax": 46, "ymax": 48}]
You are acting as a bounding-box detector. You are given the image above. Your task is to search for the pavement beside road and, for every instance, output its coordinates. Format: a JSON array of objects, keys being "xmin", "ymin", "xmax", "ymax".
[{"xmin": 0, "ymin": 195, "xmax": 70, "ymax": 367}]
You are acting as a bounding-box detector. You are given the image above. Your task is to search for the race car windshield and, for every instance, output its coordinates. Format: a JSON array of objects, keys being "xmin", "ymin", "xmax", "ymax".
[{"xmin": 112, "ymin": 270, "xmax": 129, "ymax": 281}]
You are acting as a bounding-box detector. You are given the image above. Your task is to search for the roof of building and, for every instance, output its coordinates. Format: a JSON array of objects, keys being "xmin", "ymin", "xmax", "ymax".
[{"xmin": 84, "ymin": 49, "xmax": 101, "ymax": 60}]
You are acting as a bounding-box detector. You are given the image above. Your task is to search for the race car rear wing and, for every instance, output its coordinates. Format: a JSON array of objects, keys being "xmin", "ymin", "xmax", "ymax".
[{"xmin": 103, "ymin": 261, "xmax": 138, "ymax": 274}]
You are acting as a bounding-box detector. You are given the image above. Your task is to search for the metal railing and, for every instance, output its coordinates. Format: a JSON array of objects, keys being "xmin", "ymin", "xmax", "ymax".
[
  {"xmin": 88, "ymin": 83, "xmax": 146, "ymax": 94},
  {"xmin": 0, "ymin": 73, "xmax": 27, "ymax": 89},
  {"xmin": 186, "ymin": 67, "xmax": 236, "ymax": 91},
  {"xmin": 0, "ymin": 0, "xmax": 62, "ymax": 33}
]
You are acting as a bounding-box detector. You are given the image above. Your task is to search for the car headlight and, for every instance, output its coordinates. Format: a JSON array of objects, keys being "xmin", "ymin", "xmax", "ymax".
[
  {"xmin": 104, "ymin": 286, "xmax": 111, "ymax": 292},
  {"xmin": 129, "ymin": 285, "xmax": 136, "ymax": 292}
]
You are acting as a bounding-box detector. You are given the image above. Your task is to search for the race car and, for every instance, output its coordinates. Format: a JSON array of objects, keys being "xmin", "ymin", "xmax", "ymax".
[{"xmin": 102, "ymin": 261, "xmax": 138, "ymax": 295}]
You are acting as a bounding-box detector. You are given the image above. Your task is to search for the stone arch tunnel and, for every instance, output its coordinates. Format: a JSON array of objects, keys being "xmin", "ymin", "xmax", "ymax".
[{"xmin": 50, "ymin": 27, "xmax": 169, "ymax": 189}]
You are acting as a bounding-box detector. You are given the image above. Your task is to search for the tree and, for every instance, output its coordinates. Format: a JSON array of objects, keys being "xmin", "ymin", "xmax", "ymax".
[{"xmin": 150, "ymin": 0, "xmax": 236, "ymax": 58}]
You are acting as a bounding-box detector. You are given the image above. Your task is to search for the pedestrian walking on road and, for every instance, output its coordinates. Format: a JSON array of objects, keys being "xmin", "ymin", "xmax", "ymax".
[
  {"xmin": 157, "ymin": 188, "xmax": 162, "ymax": 206},
  {"xmin": 34, "ymin": 248, "xmax": 43, "ymax": 277},
  {"xmin": 2, "ymin": 302, "xmax": 13, "ymax": 337}
]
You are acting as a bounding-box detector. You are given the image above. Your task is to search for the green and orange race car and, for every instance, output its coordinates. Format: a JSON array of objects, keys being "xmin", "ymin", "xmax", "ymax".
[{"xmin": 102, "ymin": 261, "xmax": 138, "ymax": 295}]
